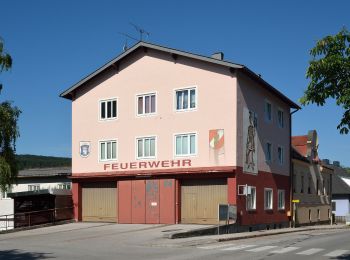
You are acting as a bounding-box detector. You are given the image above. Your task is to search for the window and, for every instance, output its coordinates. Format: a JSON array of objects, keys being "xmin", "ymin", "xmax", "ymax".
[
  {"xmin": 100, "ymin": 140, "xmax": 117, "ymax": 161},
  {"xmin": 137, "ymin": 136, "xmax": 156, "ymax": 159},
  {"xmin": 265, "ymin": 142, "xmax": 272, "ymax": 162},
  {"xmin": 264, "ymin": 188, "xmax": 273, "ymax": 210},
  {"xmin": 137, "ymin": 93, "xmax": 156, "ymax": 115},
  {"xmin": 28, "ymin": 185, "xmax": 40, "ymax": 191},
  {"xmin": 278, "ymin": 146, "xmax": 284, "ymax": 165},
  {"xmin": 57, "ymin": 183, "xmax": 71, "ymax": 190},
  {"xmin": 100, "ymin": 99, "xmax": 117, "ymax": 120},
  {"xmin": 265, "ymin": 101, "xmax": 272, "ymax": 122},
  {"xmin": 247, "ymin": 186, "xmax": 256, "ymax": 210},
  {"xmin": 322, "ymin": 179, "xmax": 325, "ymax": 195},
  {"xmin": 175, "ymin": 133, "xmax": 196, "ymax": 156},
  {"xmin": 316, "ymin": 179, "xmax": 320, "ymax": 195},
  {"xmin": 277, "ymin": 109, "xmax": 284, "ymax": 128},
  {"xmin": 317, "ymin": 209, "xmax": 321, "ymax": 220},
  {"xmin": 278, "ymin": 190, "xmax": 285, "ymax": 210},
  {"xmin": 301, "ymin": 175, "xmax": 304, "ymax": 193},
  {"xmin": 308, "ymin": 176, "xmax": 312, "ymax": 194},
  {"xmin": 309, "ymin": 209, "xmax": 312, "ymax": 222},
  {"xmin": 175, "ymin": 87, "xmax": 196, "ymax": 111}
]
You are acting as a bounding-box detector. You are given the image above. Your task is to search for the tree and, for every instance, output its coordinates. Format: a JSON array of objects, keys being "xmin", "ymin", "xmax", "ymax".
[
  {"xmin": 0, "ymin": 37, "xmax": 20, "ymax": 193},
  {"xmin": 300, "ymin": 28, "xmax": 350, "ymax": 134}
]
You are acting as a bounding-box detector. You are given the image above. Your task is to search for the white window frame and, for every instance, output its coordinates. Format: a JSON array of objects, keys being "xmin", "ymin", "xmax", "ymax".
[
  {"xmin": 264, "ymin": 188, "xmax": 273, "ymax": 210},
  {"xmin": 246, "ymin": 186, "xmax": 256, "ymax": 210},
  {"xmin": 136, "ymin": 136, "xmax": 157, "ymax": 160},
  {"xmin": 0, "ymin": 186, "xmax": 12, "ymax": 199},
  {"xmin": 278, "ymin": 146, "xmax": 284, "ymax": 165},
  {"xmin": 265, "ymin": 141, "xmax": 272, "ymax": 163},
  {"xmin": 99, "ymin": 98, "xmax": 118, "ymax": 121},
  {"xmin": 136, "ymin": 92, "xmax": 157, "ymax": 117},
  {"xmin": 57, "ymin": 183, "xmax": 71, "ymax": 190},
  {"xmin": 278, "ymin": 189, "xmax": 285, "ymax": 210},
  {"xmin": 264, "ymin": 100, "xmax": 272, "ymax": 123},
  {"xmin": 174, "ymin": 86, "xmax": 197, "ymax": 112},
  {"xmin": 99, "ymin": 139, "xmax": 118, "ymax": 162},
  {"xmin": 277, "ymin": 108, "xmax": 284, "ymax": 128},
  {"xmin": 174, "ymin": 132, "xmax": 198, "ymax": 157},
  {"xmin": 28, "ymin": 184, "xmax": 40, "ymax": 191}
]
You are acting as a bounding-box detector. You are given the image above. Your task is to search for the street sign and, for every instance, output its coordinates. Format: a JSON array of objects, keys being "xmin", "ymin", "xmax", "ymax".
[{"xmin": 292, "ymin": 199, "xmax": 300, "ymax": 203}]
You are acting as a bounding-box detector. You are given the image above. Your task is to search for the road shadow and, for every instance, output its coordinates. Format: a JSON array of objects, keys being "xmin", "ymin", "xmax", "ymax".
[
  {"xmin": 332, "ymin": 254, "xmax": 350, "ymax": 260},
  {"xmin": 0, "ymin": 249, "xmax": 54, "ymax": 260}
]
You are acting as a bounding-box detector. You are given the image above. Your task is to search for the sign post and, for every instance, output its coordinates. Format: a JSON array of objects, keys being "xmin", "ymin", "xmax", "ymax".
[{"xmin": 292, "ymin": 199, "xmax": 300, "ymax": 228}]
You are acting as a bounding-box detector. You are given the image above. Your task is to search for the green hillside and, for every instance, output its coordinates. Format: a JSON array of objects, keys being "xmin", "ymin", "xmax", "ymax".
[{"xmin": 16, "ymin": 154, "xmax": 71, "ymax": 170}]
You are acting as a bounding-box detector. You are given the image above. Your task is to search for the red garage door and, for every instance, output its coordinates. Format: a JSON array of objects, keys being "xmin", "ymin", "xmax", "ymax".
[{"xmin": 118, "ymin": 179, "xmax": 175, "ymax": 224}]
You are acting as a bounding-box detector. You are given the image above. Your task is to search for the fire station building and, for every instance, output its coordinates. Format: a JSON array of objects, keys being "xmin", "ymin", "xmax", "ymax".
[{"xmin": 60, "ymin": 42, "xmax": 300, "ymax": 229}]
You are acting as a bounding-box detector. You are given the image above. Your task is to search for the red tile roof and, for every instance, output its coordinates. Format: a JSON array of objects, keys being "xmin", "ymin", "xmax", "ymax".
[{"xmin": 292, "ymin": 135, "xmax": 308, "ymax": 157}]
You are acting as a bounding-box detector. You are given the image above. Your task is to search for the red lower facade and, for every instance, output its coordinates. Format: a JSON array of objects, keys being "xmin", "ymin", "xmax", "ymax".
[{"xmin": 72, "ymin": 166, "xmax": 290, "ymax": 227}]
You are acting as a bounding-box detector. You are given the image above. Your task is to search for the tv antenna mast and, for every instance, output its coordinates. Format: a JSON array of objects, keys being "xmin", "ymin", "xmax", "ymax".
[{"xmin": 130, "ymin": 22, "xmax": 150, "ymax": 41}]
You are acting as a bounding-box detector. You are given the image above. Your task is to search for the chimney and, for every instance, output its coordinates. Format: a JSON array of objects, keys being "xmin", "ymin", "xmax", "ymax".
[
  {"xmin": 333, "ymin": 161, "xmax": 340, "ymax": 167},
  {"xmin": 322, "ymin": 159, "xmax": 330, "ymax": 165},
  {"xmin": 211, "ymin": 52, "xmax": 224, "ymax": 60}
]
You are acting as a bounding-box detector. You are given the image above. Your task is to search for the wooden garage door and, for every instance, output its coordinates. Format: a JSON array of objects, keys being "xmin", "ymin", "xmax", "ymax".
[
  {"xmin": 181, "ymin": 179, "xmax": 227, "ymax": 224},
  {"xmin": 82, "ymin": 182, "xmax": 117, "ymax": 222}
]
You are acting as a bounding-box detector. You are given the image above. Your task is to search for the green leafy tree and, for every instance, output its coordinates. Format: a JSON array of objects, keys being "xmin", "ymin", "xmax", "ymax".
[
  {"xmin": 0, "ymin": 37, "xmax": 21, "ymax": 193},
  {"xmin": 300, "ymin": 28, "xmax": 350, "ymax": 134}
]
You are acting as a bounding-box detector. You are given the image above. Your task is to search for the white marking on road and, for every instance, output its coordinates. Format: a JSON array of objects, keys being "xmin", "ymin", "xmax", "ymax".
[
  {"xmin": 197, "ymin": 243, "xmax": 235, "ymax": 250},
  {"xmin": 221, "ymin": 244, "xmax": 257, "ymax": 251},
  {"xmin": 270, "ymin": 247, "xmax": 300, "ymax": 254},
  {"xmin": 246, "ymin": 246, "xmax": 278, "ymax": 252},
  {"xmin": 324, "ymin": 250, "xmax": 349, "ymax": 257},
  {"xmin": 296, "ymin": 248, "xmax": 324, "ymax": 255}
]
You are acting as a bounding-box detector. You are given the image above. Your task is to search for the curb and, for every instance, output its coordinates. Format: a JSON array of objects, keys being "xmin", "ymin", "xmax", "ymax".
[
  {"xmin": 216, "ymin": 226, "xmax": 350, "ymax": 242},
  {"xmin": 0, "ymin": 220, "xmax": 74, "ymax": 235}
]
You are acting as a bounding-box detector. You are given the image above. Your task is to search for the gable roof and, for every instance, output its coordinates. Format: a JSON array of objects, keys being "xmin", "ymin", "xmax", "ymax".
[
  {"xmin": 292, "ymin": 135, "xmax": 308, "ymax": 157},
  {"xmin": 60, "ymin": 41, "xmax": 300, "ymax": 109},
  {"xmin": 18, "ymin": 167, "xmax": 71, "ymax": 178}
]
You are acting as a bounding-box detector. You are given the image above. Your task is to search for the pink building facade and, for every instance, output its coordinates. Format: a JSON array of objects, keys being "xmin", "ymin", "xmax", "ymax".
[{"xmin": 61, "ymin": 42, "xmax": 299, "ymax": 229}]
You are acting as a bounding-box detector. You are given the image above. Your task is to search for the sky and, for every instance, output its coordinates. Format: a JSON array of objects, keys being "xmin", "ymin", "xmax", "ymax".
[{"xmin": 1, "ymin": 0, "xmax": 350, "ymax": 166}]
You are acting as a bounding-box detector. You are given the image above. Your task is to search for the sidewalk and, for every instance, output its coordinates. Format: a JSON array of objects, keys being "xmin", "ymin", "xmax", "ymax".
[{"xmin": 156, "ymin": 224, "xmax": 349, "ymax": 247}]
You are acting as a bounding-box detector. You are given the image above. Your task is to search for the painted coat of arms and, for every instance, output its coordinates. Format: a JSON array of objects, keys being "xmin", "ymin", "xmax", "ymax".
[{"xmin": 80, "ymin": 141, "xmax": 90, "ymax": 158}]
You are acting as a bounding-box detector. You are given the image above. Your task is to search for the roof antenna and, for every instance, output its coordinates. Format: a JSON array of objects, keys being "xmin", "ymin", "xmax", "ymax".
[
  {"xmin": 122, "ymin": 39, "xmax": 128, "ymax": 52},
  {"xmin": 130, "ymin": 22, "xmax": 150, "ymax": 41}
]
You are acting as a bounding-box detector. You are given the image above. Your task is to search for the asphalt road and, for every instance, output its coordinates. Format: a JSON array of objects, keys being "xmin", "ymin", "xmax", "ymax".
[{"xmin": 0, "ymin": 223, "xmax": 349, "ymax": 260}]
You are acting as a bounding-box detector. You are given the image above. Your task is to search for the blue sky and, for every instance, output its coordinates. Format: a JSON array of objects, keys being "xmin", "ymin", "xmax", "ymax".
[{"xmin": 1, "ymin": 0, "xmax": 349, "ymax": 166}]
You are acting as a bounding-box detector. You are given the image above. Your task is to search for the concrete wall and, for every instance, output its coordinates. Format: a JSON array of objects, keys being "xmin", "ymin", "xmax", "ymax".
[{"xmin": 72, "ymin": 49, "xmax": 237, "ymax": 174}]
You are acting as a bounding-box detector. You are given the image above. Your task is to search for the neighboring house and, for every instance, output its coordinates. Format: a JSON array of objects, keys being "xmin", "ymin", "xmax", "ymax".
[
  {"xmin": 60, "ymin": 41, "xmax": 299, "ymax": 230},
  {"xmin": 291, "ymin": 130, "xmax": 333, "ymax": 226},
  {"xmin": 323, "ymin": 161, "xmax": 350, "ymax": 221},
  {"xmin": 0, "ymin": 167, "xmax": 72, "ymax": 230}
]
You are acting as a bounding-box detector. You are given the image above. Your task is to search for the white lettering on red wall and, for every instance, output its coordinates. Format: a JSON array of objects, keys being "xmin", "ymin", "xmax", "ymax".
[{"xmin": 103, "ymin": 159, "xmax": 192, "ymax": 171}]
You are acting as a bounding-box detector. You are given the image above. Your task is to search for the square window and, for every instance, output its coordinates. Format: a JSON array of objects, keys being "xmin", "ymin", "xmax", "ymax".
[
  {"xmin": 278, "ymin": 146, "xmax": 284, "ymax": 165},
  {"xmin": 137, "ymin": 93, "xmax": 156, "ymax": 116},
  {"xmin": 266, "ymin": 142, "xmax": 272, "ymax": 162},
  {"xmin": 264, "ymin": 188, "xmax": 273, "ymax": 210},
  {"xmin": 100, "ymin": 99, "xmax": 117, "ymax": 120},
  {"xmin": 100, "ymin": 140, "xmax": 117, "ymax": 161},
  {"xmin": 277, "ymin": 109, "xmax": 284, "ymax": 128},
  {"xmin": 175, "ymin": 87, "xmax": 197, "ymax": 111},
  {"xmin": 175, "ymin": 133, "xmax": 197, "ymax": 156},
  {"xmin": 278, "ymin": 190, "xmax": 285, "ymax": 210},
  {"xmin": 265, "ymin": 101, "xmax": 272, "ymax": 122},
  {"xmin": 136, "ymin": 137, "xmax": 156, "ymax": 159},
  {"xmin": 247, "ymin": 186, "xmax": 256, "ymax": 210}
]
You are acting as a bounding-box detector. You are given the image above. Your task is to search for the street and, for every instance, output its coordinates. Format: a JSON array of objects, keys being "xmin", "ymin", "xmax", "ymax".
[{"xmin": 0, "ymin": 223, "xmax": 349, "ymax": 259}]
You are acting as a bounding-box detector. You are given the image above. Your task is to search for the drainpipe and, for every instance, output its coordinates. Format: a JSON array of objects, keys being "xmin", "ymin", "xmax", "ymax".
[{"xmin": 290, "ymin": 108, "xmax": 300, "ymax": 228}]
